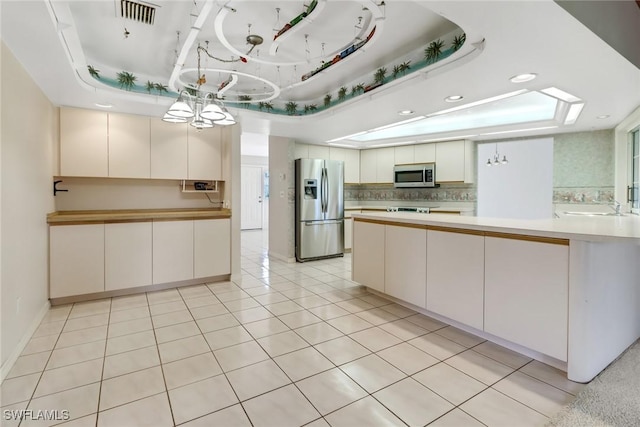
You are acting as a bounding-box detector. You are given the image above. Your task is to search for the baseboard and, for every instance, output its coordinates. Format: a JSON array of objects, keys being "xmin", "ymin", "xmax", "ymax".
[
  {"xmin": 0, "ymin": 300, "xmax": 51, "ymax": 382},
  {"xmin": 267, "ymin": 251, "xmax": 296, "ymax": 263},
  {"xmin": 50, "ymin": 275, "xmax": 231, "ymax": 306}
]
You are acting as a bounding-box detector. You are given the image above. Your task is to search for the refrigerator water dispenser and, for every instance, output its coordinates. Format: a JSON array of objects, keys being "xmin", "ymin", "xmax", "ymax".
[{"xmin": 304, "ymin": 179, "xmax": 318, "ymax": 199}]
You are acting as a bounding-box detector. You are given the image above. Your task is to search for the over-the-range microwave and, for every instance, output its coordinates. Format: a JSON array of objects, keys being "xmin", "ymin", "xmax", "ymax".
[{"xmin": 393, "ymin": 163, "xmax": 436, "ymax": 188}]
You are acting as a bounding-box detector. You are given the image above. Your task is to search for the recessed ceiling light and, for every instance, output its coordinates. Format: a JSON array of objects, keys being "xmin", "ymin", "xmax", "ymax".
[
  {"xmin": 444, "ymin": 95, "xmax": 463, "ymax": 102},
  {"xmin": 596, "ymin": 115, "xmax": 610, "ymax": 119},
  {"xmin": 95, "ymin": 103, "xmax": 113, "ymax": 108},
  {"xmin": 398, "ymin": 110, "xmax": 414, "ymax": 116},
  {"xmin": 509, "ymin": 73, "xmax": 537, "ymax": 83}
]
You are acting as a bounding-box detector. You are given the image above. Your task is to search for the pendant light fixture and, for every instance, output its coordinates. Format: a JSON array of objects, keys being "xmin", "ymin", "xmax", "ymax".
[
  {"xmin": 486, "ymin": 143, "xmax": 508, "ymax": 166},
  {"xmin": 163, "ymin": 40, "xmax": 237, "ymax": 129}
]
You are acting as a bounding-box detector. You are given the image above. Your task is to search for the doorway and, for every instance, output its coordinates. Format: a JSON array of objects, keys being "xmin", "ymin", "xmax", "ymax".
[{"xmin": 241, "ymin": 165, "xmax": 264, "ymax": 230}]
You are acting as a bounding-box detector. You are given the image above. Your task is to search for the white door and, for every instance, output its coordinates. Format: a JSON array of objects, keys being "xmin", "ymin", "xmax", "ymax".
[{"xmin": 241, "ymin": 166, "xmax": 263, "ymax": 230}]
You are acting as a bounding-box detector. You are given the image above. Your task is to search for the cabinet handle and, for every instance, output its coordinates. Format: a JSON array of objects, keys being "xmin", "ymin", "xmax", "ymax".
[{"xmin": 628, "ymin": 186, "xmax": 634, "ymax": 203}]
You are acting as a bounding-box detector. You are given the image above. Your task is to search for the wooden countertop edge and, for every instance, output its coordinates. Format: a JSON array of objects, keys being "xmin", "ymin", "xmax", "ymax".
[
  {"xmin": 47, "ymin": 209, "xmax": 231, "ymax": 225},
  {"xmin": 354, "ymin": 217, "xmax": 570, "ymax": 245}
]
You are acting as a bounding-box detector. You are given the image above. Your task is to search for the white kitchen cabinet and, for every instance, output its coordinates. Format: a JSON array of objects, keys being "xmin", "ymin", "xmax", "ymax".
[
  {"xmin": 308, "ymin": 145, "xmax": 330, "ymax": 159},
  {"xmin": 294, "ymin": 143, "xmax": 309, "ymax": 159},
  {"xmin": 343, "ymin": 210, "xmax": 360, "ymax": 251},
  {"xmin": 194, "ymin": 219, "xmax": 231, "ymax": 277},
  {"xmin": 330, "ymin": 147, "xmax": 360, "ymax": 183},
  {"xmin": 60, "ymin": 107, "xmax": 108, "ymax": 177},
  {"xmin": 426, "ymin": 229, "xmax": 484, "ymax": 329},
  {"xmin": 153, "ymin": 220, "xmax": 194, "ymax": 284},
  {"xmin": 376, "ymin": 147, "xmax": 395, "ymax": 183},
  {"xmin": 385, "ymin": 224, "xmax": 427, "ymax": 308},
  {"xmin": 360, "ymin": 149, "xmax": 377, "ymax": 183},
  {"xmin": 352, "ymin": 219, "xmax": 385, "ymax": 292},
  {"xmin": 50, "ymin": 224, "xmax": 104, "ymax": 298},
  {"xmin": 150, "ymin": 119, "xmax": 188, "ymax": 179},
  {"xmin": 188, "ymin": 126, "xmax": 222, "ymax": 181},
  {"xmin": 394, "ymin": 146, "xmax": 414, "ymax": 165},
  {"xmin": 434, "ymin": 140, "xmax": 475, "ymax": 183},
  {"xmin": 435, "ymin": 140, "xmax": 465, "ymax": 182},
  {"xmin": 414, "ymin": 143, "xmax": 436, "ymax": 163},
  {"xmin": 484, "ymin": 236, "xmax": 569, "ymax": 361},
  {"xmin": 108, "ymin": 113, "xmax": 151, "ymax": 178},
  {"xmin": 105, "ymin": 222, "xmax": 152, "ymax": 291}
]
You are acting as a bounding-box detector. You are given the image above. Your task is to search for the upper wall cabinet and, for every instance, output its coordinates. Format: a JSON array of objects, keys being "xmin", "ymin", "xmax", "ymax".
[
  {"xmin": 150, "ymin": 119, "xmax": 188, "ymax": 179},
  {"xmin": 59, "ymin": 108, "xmax": 224, "ymax": 181},
  {"xmin": 435, "ymin": 140, "xmax": 475, "ymax": 183},
  {"xmin": 329, "ymin": 147, "xmax": 360, "ymax": 183},
  {"xmin": 394, "ymin": 146, "xmax": 415, "ymax": 165},
  {"xmin": 360, "ymin": 147, "xmax": 394, "ymax": 183},
  {"xmin": 109, "ymin": 113, "xmax": 151, "ymax": 178},
  {"xmin": 60, "ymin": 107, "xmax": 108, "ymax": 177},
  {"xmin": 414, "ymin": 143, "xmax": 436, "ymax": 163},
  {"xmin": 188, "ymin": 126, "xmax": 222, "ymax": 181}
]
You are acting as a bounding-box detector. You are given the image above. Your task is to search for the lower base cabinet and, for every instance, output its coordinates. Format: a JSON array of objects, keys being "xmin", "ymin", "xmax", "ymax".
[
  {"xmin": 351, "ymin": 218, "xmax": 570, "ymax": 361},
  {"xmin": 105, "ymin": 222, "xmax": 152, "ymax": 291},
  {"xmin": 385, "ymin": 224, "xmax": 427, "ymax": 308},
  {"xmin": 426, "ymin": 229, "xmax": 484, "ymax": 330},
  {"xmin": 352, "ymin": 220, "xmax": 385, "ymax": 292},
  {"xmin": 194, "ymin": 219, "xmax": 231, "ymax": 277},
  {"xmin": 50, "ymin": 224, "xmax": 105, "ymax": 298},
  {"xmin": 484, "ymin": 236, "xmax": 569, "ymax": 361},
  {"xmin": 50, "ymin": 218, "xmax": 231, "ymax": 299},
  {"xmin": 152, "ymin": 220, "xmax": 194, "ymax": 284}
]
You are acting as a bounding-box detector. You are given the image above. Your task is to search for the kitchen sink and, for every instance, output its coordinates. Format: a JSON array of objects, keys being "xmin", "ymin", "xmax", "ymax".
[{"xmin": 563, "ymin": 211, "xmax": 625, "ymax": 217}]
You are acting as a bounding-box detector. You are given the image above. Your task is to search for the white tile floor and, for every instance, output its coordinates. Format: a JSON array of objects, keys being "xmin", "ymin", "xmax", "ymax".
[{"xmin": 1, "ymin": 230, "xmax": 585, "ymax": 426}]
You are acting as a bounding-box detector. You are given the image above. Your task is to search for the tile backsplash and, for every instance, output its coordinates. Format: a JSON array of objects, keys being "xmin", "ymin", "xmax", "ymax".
[
  {"xmin": 345, "ymin": 183, "xmax": 476, "ymax": 203},
  {"xmin": 347, "ymin": 184, "xmax": 615, "ymax": 206}
]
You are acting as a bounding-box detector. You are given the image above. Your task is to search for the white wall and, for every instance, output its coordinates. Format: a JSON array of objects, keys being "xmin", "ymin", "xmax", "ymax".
[
  {"xmin": 268, "ymin": 136, "xmax": 295, "ymax": 261},
  {"xmin": 54, "ymin": 178, "xmax": 222, "ymax": 211},
  {"xmin": 1, "ymin": 42, "xmax": 56, "ymax": 375},
  {"xmin": 477, "ymin": 138, "xmax": 554, "ymax": 219}
]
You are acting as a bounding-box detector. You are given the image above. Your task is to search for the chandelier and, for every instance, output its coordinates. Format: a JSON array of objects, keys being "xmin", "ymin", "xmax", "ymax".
[
  {"xmin": 486, "ymin": 143, "xmax": 508, "ymax": 166},
  {"xmin": 163, "ymin": 42, "xmax": 237, "ymax": 129}
]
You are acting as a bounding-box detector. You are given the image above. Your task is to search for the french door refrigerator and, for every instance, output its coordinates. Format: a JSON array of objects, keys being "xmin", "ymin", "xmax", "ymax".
[{"xmin": 295, "ymin": 158, "xmax": 344, "ymax": 262}]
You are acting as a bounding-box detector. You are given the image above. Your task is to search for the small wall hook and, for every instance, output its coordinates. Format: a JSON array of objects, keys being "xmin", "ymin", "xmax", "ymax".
[{"xmin": 53, "ymin": 180, "xmax": 68, "ymax": 196}]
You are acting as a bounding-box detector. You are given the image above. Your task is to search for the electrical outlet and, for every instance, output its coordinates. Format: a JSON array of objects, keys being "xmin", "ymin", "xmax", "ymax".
[{"xmin": 280, "ymin": 191, "xmax": 285, "ymax": 198}]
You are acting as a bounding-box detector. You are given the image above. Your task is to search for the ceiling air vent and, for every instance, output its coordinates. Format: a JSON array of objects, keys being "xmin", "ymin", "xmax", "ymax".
[{"xmin": 120, "ymin": 0, "xmax": 156, "ymax": 25}]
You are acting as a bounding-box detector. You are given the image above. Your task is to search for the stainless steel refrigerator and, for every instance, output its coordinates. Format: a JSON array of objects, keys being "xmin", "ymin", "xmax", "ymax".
[{"xmin": 295, "ymin": 158, "xmax": 344, "ymax": 262}]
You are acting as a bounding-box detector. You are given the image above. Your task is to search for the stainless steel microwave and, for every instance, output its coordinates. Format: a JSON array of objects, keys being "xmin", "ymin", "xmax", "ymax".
[{"xmin": 393, "ymin": 163, "xmax": 436, "ymax": 188}]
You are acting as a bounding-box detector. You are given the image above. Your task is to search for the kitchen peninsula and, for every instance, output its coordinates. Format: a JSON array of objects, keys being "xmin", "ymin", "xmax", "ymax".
[
  {"xmin": 47, "ymin": 208, "xmax": 231, "ymax": 304},
  {"xmin": 351, "ymin": 211, "xmax": 640, "ymax": 382}
]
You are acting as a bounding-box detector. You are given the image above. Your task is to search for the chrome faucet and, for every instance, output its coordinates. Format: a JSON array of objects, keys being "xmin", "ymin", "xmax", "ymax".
[{"xmin": 611, "ymin": 200, "xmax": 622, "ymax": 215}]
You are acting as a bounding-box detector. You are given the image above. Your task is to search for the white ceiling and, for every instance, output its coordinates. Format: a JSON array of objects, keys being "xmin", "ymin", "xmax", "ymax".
[{"xmin": 1, "ymin": 1, "xmax": 639, "ymax": 148}]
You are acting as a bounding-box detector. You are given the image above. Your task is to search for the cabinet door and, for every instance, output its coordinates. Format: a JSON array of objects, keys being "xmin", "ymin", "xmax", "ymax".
[
  {"xmin": 394, "ymin": 146, "xmax": 414, "ymax": 165},
  {"xmin": 376, "ymin": 147, "xmax": 395, "ymax": 183},
  {"xmin": 414, "ymin": 143, "xmax": 436, "ymax": 163},
  {"xmin": 484, "ymin": 236, "xmax": 569, "ymax": 361},
  {"xmin": 50, "ymin": 224, "xmax": 104, "ymax": 298},
  {"xmin": 352, "ymin": 220, "xmax": 385, "ymax": 292},
  {"xmin": 435, "ymin": 140, "xmax": 465, "ymax": 182},
  {"xmin": 308, "ymin": 145, "xmax": 330, "ymax": 159},
  {"xmin": 150, "ymin": 119, "xmax": 188, "ymax": 179},
  {"xmin": 60, "ymin": 108, "xmax": 108, "ymax": 177},
  {"xmin": 426, "ymin": 230, "xmax": 484, "ymax": 329},
  {"xmin": 194, "ymin": 219, "xmax": 230, "ymax": 278},
  {"xmin": 108, "ymin": 113, "xmax": 151, "ymax": 178},
  {"xmin": 360, "ymin": 150, "xmax": 377, "ymax": 183},
  {"xmin": 188, "ymin": 126, "xmax": 222, "ymax": 181},
  {"xmin": 105, "ymin": 222, "xmax": 152, "ymax": 291},
  {"xmin": 330, "ymin": 147, "xmax": 360, "ymax": 184},
  {"xmin": 152, "ymin": 220, "xmax": 194, "ymax": 284},
  {"xmin": 384, "ymin": 224, "xmax": 427, "ymax": 308},
  {"xmin": 294, "ymin": 143, "xmax": 309, "ymax": 159}
]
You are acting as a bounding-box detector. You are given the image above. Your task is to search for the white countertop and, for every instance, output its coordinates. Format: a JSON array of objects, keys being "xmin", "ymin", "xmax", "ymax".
[{"xmin": 353, "ymin": 211, "xmax": 640, "ymax": 243}]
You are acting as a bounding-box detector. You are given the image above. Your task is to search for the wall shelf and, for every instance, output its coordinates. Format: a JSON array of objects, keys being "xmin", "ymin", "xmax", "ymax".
[{"xmin": 181, "ymin": 180, "xmax": 219, "ymax": 193}]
